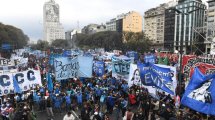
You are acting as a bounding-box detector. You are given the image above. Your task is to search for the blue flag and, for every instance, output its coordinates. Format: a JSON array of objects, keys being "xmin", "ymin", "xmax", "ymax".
[
  {"xmin": 13, "ymin": 76, "xmax": 22, "ymax": 94},
  {"xmin": 144, "ymin": 54, "xmax": 155, "ymax": 64},
  {"xmin": 94, "ymin": 61, "xmax": 105, "ymax": 77},
  {"xmin": 181, "ymin": 67, "xmax": 215, "ymax": 115},
  {"xmin": 46, "ymin": 73, "xmax": 53, "ymax": 92}
]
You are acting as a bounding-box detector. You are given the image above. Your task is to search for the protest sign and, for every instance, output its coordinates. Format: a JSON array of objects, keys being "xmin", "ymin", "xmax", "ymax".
[
  {"xmin": 112, "ymin": 56, "xmax": 131, "ymax": 80},
  {"xmin": 138, "ymin": 63, "xmax": 175, "ymax": 95},
  {"xmin": 126, "ymin": 51, "xmax": 138, "ymax": 60},
  {"xmin": 156, "ymin": 64, "xmax": 177, "ymax": 95},
  {"xmin": 0, "ymin": 57, "xmax": 14, "ymax": 66},
  {"xmin": 144, "ymin": 54, "xmax": 156, "ymax": 64},
  {"xmin": 183, "ymin": 55, "xmax": 215, "ymax": 77},
  {"xmin": 54, "ymin": 57, "xmax": 79, "ymax": 80},
  {"xmin": 128, "ymin": 63, "xmax": 157, "ymax": 95},
  {"xmin": 93, "ymin": 61, "xmax": 105, "ymax": 77},
  {"xmin": 0, "ymin": 70, "xmax": 41, "ymax": 95}
]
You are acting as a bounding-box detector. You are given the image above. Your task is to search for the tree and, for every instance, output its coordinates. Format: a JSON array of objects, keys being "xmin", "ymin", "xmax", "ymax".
[
  {"xmin": 0, "ymin": 22, "xmax": 29, "ymax": 49},
  {"xmin": 31, "ymin": 40, "xmax": 49, "ymax": 51},
  {"xmin": 75, "ymin": 31, "xmax": 123, "ymax": 51},
  {"xmin": 123, "ymin": 32, "xmax": 152, "ymax": 53},
  {"xmin": 51, "ymin": 39, "xmax": 70, "ymax": 49}
]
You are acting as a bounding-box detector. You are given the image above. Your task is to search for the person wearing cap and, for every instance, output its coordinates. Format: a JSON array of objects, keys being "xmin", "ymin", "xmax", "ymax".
[{"xmin": 63, "ymin": 111, "xmax": 75, "ymax": 120}]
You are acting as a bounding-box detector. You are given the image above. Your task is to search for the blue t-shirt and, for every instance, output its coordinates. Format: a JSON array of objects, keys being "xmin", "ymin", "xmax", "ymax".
[
  {"xmin": 65, "ymin": 95, "xmax": 71, "ymax": 104},
  {"xmin": 55, "ymin": 88, "xmax": 60, "ymax": 94},
  {"xmin": 54, "ymin": 97, "xmax": 62, "ymax": 108},
  {"xmin": 76, "ymin": 93, "xmax": 82, "ymax": 104}
]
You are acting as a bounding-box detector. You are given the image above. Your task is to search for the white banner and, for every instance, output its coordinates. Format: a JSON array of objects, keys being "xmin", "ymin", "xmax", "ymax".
[
  {"xmin": 0, "ymin": 57, "xmax": 14, "ymax": 66},
  {"xmin": 128, "ymin": 64, "xmax": 156, "ymax": 95},
  {"xmin": 0, "ymin": 69, "xmax": 42, "ymax": 96}
]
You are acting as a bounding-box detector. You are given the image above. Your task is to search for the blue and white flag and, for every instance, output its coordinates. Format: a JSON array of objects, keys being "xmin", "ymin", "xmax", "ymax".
[
  {"xmin": 94, "ymin": 61, "xmax": 105, "ymax": 77},
  {"xmin": 54, "ymin": 57, "xmax": 79, "ymax": 80},
  {"xmin": 181, "ymin": 67, "xmax": 215, "ymax": 115},
  {"xmin": 138, "ymin": 63, "xmax": 175, "ymax": 95},
  {"xmin": 46, "ymin": 73, "xmax": 53, "ymax": 92},
  {"xmin": 13, "ymin": 76, "xmax": 22, "ymax": 94},
  {"xmin": 126, "ymin": 51, "xmax": 138, "ymax": 61},
  {"xmin": 144, "ymin": 55, "xmax": 156, "ymax": 64},
  {"xmin": 63, "ymin": 50, "xmax": 71, "ymax": 57}
]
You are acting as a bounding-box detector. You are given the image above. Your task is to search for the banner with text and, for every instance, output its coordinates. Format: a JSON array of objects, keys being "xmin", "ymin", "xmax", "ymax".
[
  {"xmin": 0, "ymin": 57, "xmax": 14, "ymax": 66},
  {"xmin": 0, "ymin": 70, "xmax": 41, "ymax": 96},
  {"xmin": 183, "ymin": 55, "xmax": 215, "ymax": 78},
  {"xmin": 138, "ymin": 63, "xmax": 175, "ymax": 95},
  {"xmin": 144, "ymin": 55, "xmax": 156, "ymax": 64},
  {"xmin": 112, "ymin": 56, "xmax": 131, "ymax": 80},
  {"xmin": 93, "ymin": 61, "xmax": 105, "ymax": 77},
  {"xmin": 54, "ymin": 57, "xmax": 79, "ymax": 80},
  {"xmin": 128, "ymin": 63, "xmax": 157, "ymax": 95}
]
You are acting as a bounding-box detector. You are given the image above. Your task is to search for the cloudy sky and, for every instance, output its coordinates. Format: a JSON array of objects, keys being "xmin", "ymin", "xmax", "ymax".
[{"xmin": 0, "ymin": 0, "xmax": 207, "ymax": 41}]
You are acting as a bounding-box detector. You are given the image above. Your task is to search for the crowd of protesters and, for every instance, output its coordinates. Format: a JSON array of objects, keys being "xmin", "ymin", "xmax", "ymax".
[{"xmin": 0, "ymin": 52, "xmax": 214, "ymax": 120}]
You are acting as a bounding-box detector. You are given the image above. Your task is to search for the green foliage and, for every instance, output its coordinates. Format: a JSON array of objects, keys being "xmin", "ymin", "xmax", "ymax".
[
  {"xmin": 31, "ymin": 40, "xmax": 49, "ymax": 51},
  {"xmin": 123, "ymin": 32, "xmax": 152, "ymax": 53},
  {"xmin": 75, "ymin": 31, "xmax": 123, "ymax": 51},
  {"xmin": 51, "ymin": 39, "xmax": 71, "ymax": 49},
  {"xmin": 75, "ymin": 31, "xmax": 152, "ymax": 52},
  {"xmin": 0, "ymin": 22, "xmax": 29, "ymax": 49}
]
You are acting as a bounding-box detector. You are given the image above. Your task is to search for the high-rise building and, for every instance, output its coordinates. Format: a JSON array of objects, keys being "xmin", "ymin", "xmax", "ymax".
[
  {"xmin": 144, "ymin": 4, "xmax": 168, "ymax": 49},
  {"xmin": 164, "ymin": 7, "xmax": 176, "ymax": 51},
  {"xmin": 65, "ymin": 29, "xmax": 82, "ymax": 40},
  {"xmin": 106, "ymin": 11, "xmax": 142, "ymax": 33},
  {"xmin": 206, "ymin": 0, "xmax": 215, "ymax": 54},
  {"xmin": 43, "ymin": 0, "xmax": 65, "ymax": 43},
  {"xmin": 174, "ymin": 0, "xmax": 206, "ymax": 54}
]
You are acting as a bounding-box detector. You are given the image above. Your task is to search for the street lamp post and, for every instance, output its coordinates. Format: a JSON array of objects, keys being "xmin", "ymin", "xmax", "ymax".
[{"xmin": 171, "ymin": 7, "xmax": 205, "ymax": 95}]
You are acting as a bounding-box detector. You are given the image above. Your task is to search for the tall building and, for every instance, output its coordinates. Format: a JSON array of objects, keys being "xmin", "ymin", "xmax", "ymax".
[
  {"xmin": 144, "ymin": 3, "xmax": 171, "ymax": 49},
  {"xmin": 174, "ymin": 0, "xmax": 206, "ymax": 54},
  {"xmin": 144, "ymin": 4, "xmax": 168, "ymax": 49},
  {"xmin": 164, "ymin": 7, "xmax": 176, "ymax": 51},
  {"xmin": 43, "ymin": 0, "xmax": 65, "ymax": 43},
  {"xmin": 164, "ymin": 1, "xmax": 178, "ymax": 51},
  {"xmin": 206, "ymin": 0, "xmax": 215, "ymax": 54},
  {"xmin": 106, "ymin": 11, "xmax": 143, "ymax": 33},
  {"xmin": 65, "ymin": 29, "xmax": 81, "ymax": 40}
]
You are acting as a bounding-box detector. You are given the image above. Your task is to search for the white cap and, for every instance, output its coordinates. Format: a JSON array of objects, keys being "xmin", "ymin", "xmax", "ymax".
[{"xmin": 94, "ymin": 112, "xmax": 98, "ymax": 115}]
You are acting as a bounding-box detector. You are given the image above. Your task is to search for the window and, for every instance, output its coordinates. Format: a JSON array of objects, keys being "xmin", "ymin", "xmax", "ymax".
[{"xmin": 209, "ymin": 2, "xmax": 215, "ymax": 7}]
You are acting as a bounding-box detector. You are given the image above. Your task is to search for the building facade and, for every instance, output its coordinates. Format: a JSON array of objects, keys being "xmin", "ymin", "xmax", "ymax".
[
  {"xmin": 43, "ymin": 0, "xmax": 65, "ymax": 43},
  {"xmin": 174, "ymin": 0, "xmax": 206, "ymax": 54},
  {"xmin": 81, "ymin": 24, "xmax": 106, "ymax": 34},
  {"xmin": 106, "ymin": 11, "xmax": 142, "ymax": 33},
  {"xmin": 65, "ymin": 29, "xmax": 81, "ymax": 40},
  {"xmin": 206, "ymin": 0, "xmax": 215, "ymax": 54},
  {"xmin": 164, "ymin": 7, "xmax": 176, "ymax": 51},
  {"xmin": 144, "ymin": 4, "xmax": 168, "ymax": 49}
]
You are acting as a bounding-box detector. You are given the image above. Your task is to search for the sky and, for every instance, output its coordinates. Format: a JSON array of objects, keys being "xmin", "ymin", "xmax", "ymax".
[{"xmin": 0, "ymin": 0, "xmax": 207, "ymax": 41}]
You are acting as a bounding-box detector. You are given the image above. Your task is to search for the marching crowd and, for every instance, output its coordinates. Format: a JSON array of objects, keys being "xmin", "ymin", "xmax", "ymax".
[{"xmin": 0, "ymin": 53, "xmax": 214, "ymax": 120}]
